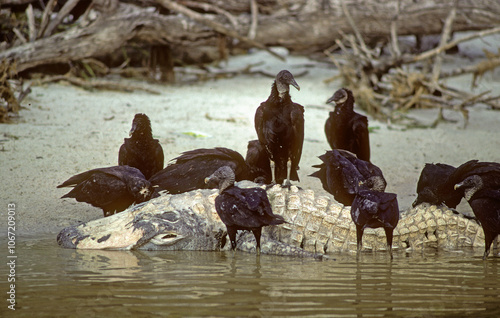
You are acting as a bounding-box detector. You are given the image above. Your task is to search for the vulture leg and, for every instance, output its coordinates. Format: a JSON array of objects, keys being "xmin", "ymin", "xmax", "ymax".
[
  {"xmin": 270, "ymin": 160, "xmax": 277, "ymax": 185},
  {"xmin": 384, "ymin": 227, "xmax": 394, "ymax": 260},
  {"xmin": 227, "ymin": 226, "xmax": 238, "ymax": 251},
  {"xmin": 356, "ymin": 226, "xmax": 364, "ymax": 254},
  {"xmin": 283, "ymin": 159, "xmax": 292, "ymax": 188},
  {"xmin": 252, "ymin": 228, "xmax": 262, "ymax": 255},
  {"xmin": 483, "ymin": 231, "xmax": 495, "ymax": 260}
]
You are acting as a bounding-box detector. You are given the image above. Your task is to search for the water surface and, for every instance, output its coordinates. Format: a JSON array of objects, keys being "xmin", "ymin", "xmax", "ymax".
[{"xmin": 1, "ymin": 237, "xmax": 499, "ymax": 317}]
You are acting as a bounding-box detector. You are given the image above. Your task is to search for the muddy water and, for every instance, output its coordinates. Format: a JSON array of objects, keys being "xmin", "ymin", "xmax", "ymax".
[{"xmin": 1, "ymin": 236, "xmax": 499, "ymax": 317}]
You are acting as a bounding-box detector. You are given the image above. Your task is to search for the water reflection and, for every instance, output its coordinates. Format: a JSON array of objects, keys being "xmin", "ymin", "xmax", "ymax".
[{"xmin": 2, "ymin": 237, "xmax": 499, "ymax": 317}]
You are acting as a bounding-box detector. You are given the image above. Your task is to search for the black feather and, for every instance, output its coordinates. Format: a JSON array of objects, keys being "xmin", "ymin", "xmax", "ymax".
[
  {"xmin": 309, "ymin": 149, "xmax": 386, "ymax": 206},
  {"xmin": 58, "ymin": 165, "xmax": 153, "ymax": 217},
  {"xmin": 412, "ymin": 163, "xmax": 459, "ymax": 208},
  {"xmin": 119, "ymin": 113, "xmax": 164, "ymax": 179},
  {"xmin": 325, "ymin": 88, "xmax": 370, "ymax": 162},
  {"xmin": 149, "ymin": 147, "xmax": 250, "ymax": 195},
  {"xmin": 245, "ymin": 140, "xmax": 272, "ymax": 184}
]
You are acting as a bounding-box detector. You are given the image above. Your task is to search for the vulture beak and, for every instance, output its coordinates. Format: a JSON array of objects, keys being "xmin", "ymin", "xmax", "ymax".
[
  {"xmin": 290, "ymin": 78, "xmax": 300, "ymax": 91},
  {"xmin": 326, "ymin": 95, "xmax": 336, "ymax": 105},
  {"xmin": 129, "ymin": 124, "xmax": 137, "ymax": 137},
  {"xmin": 326, "ymin": 89, "xmax": 348, "ymax": 105}
]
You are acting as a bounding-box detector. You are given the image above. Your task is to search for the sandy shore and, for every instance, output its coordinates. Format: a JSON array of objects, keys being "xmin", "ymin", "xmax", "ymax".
[{"xmin": 1, "ymin": 41, "xmax": 499, "ymax": 236}]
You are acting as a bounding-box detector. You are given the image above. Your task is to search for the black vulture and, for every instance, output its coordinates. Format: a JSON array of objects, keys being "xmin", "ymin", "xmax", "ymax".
[
  {"xmin": 309, "ymin": 149, "xmax": 386, "ymax": 206},
  {"xmin": 325, "ymin": 88, "xmax": 370, "ymax": 162},
  {"xmin": 254, "ymin": 70, "xmax": 304, "ymax": 186},
  {"xmin": 57, "ymin": 166, "xmax": 153, "ymax": 217},
  {"xmin": 205, "ymin": 166, "xmax": 286, "ymax": 252},
  {"xmin": 351, "ymin": 189, "xmax": 399, "ymax": 259},
  {"xmin": 149, "ymin": 147, "xmax": 250, "ymax": 195},
  {"xmin": 413, "ymin": 160, "xmax": 500, "ymax": 209},
  {"xmin": 412, "ymin": 163, "xmax": 460, "ymax": 208},
  {"xmin": 119, "ymin": 113, "xmax": 164, "ymax": 179},
  {"xmin": 455, "ymin": 175, "xmax": 500, "ymax": 259},
  {"xmin": 245, "ymin": 140, "xmax": 272, "ymax": 184},
  {"xmin": 445, "ymin": 160, "xmax": 500, "ymax": 194}
]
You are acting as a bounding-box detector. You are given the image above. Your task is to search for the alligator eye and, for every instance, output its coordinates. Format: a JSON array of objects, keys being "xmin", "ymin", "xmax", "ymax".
[
  {"xmin": 160, "ymin": 211, "xmax": 180, "ymax": 222},
  {"xmin": 162, "ymin": 234, "xmax": 177, "ymax": 239}
]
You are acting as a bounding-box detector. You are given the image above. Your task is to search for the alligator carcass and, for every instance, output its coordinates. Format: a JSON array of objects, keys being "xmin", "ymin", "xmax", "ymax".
[{"xmin": 57, "ymin": 184, "xmax": 485, "ymax": 257}]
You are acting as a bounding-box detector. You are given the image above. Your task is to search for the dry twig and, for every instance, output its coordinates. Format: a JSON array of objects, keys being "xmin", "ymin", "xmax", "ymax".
[
  {"xmin": 38, "ymin": 0, "xmax": 57, "ymax": 38},
  {"xmin": 411, "ymin": 26, "xmax": 500, "ymax": 63},
  {"xmin": 248, "ymin": 0, "xmax": 259, "ymax": 40},
  {"xmin": 26, "ymin": 4, "xmax": 36, "ymax": 42},
  {"xmin": 44, "ymin": 0, "xmax": 81, "ymax": 37},
  {"xmin": 327, "ymin": 4, "xmax": 500, "ymax": 127}
]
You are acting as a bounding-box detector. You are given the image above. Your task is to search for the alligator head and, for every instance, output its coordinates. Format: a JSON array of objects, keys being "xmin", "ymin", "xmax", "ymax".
[{"xmin": 57, "ymin": 189, "xmax": 227, "ymax": 251}]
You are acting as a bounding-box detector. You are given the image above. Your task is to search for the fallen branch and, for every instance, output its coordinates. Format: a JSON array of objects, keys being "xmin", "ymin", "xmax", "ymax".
[
  {"xmin": 440, "ymin": 55, "xmax": 500, "ymax": 87},
  {"xmin": 157, "ymin": 0, "xmax": 285, "ymax": 61},
  {"xmin": 411, "ymin": 26, "xmax": 500, "ymax": 63},
  {"xmin": 37, "ymin": 75, "xmax": 161, "ymax": 94}
]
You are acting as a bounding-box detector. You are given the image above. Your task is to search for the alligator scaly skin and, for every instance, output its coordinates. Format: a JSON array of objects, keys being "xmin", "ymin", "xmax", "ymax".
[
  {"xmin": 265, "ymin": 185, "xmax": 484, "ymax": 254},
  {"xmin": 57, "ymin": 184, "xmax": 485, "ymax": 256}
]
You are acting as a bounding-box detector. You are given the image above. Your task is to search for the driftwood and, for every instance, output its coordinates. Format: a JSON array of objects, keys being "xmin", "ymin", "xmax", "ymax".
[
  {"xmin": 1, "ymin": 0, "xmax": 500, "ymax": 122},
  {"xmin": 1, "ymin": 0, "xmax": 500, "ymax": 72}
]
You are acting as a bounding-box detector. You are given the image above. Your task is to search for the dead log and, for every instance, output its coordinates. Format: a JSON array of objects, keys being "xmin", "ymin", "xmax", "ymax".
[{"xmin": 1, "ymin": 0, "xmax": 500, "ymax": 72}]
